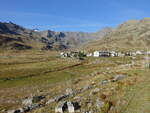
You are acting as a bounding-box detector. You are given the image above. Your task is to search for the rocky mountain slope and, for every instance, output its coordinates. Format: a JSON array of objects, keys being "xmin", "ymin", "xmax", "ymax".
[
  {"xmin": 84, "ymin": 18, "xmax": 150, "ymax": 51},
  {"xmin": 0, "ymin": 22, "xmax": 112, "ymax": 50}
]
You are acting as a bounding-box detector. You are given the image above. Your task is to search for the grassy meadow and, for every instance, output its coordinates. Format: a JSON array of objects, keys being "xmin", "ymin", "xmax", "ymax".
[{"xmin": 0, "ymin": 50, "xmax": 149, "ymax": 113}]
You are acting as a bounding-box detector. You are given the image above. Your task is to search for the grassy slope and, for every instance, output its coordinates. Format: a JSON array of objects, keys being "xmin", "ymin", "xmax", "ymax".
[{"xmin": 0, "ymin": 50, "xmax": 150, "ymax": 113}]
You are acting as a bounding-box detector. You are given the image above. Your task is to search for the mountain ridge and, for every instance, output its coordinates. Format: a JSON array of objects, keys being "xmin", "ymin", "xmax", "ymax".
[
  {"xmin": 84, "ymin": 18, "xmax": 150, "ymax": 51},
  {"xmin": 0, "ymin": 22, "xmax": 112, "ymax": 50}
]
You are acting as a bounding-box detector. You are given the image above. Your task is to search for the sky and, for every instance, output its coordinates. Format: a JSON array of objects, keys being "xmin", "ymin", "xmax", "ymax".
[{"xmin": 0, "ymin": 0, "xmax": 150, "ymax": 32}]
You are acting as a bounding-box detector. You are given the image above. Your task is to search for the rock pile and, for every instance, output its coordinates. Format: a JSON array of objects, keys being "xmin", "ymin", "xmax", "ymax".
[{"xmin": 55, "ymin": 101, "xmax": 80, "ymax": 113}]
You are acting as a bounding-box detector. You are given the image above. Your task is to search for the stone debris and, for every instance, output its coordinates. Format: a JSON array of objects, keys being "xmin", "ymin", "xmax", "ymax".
[
  {"xmin": 8, "ymin": 72, "xmax": 127, "ymax": 113},
  {"xmin": 32, "ymin": 96, "xmax": 45, "ymax": 103},
  {"xmin": 7, "ymin": 108, "xmax": 24, "ymax": 113},
  {"xmin": 112, "ymin": 74, "xmax": 128, "ymax": 82},
  {"xmin": 73, "ymin": 96, "xmax": 81, "ymax": 101},
  {"xmin": 82, "ymin": 85, "xmax": 92, "ymax": 91},
  {"xmin": 17, "ymin": 108, "xmax": 24, "ymax": 113},
  {"xmin": 96, "ymin": 99, "xmax": 104, "ymax": 109},
  {"xmin": 90, "ymin": 88, "xmax": 100, "ymax": 96},
  {"xmin": 67, "ymin": 102, "xmax": 75, "ymax": 113},
  {"xmin": 55, "ymin": 101, "xmax": 67, "ymax": 113},
  {"xmin": 100, "ymin": 79, "xmax": 110, "ymax": 85},
  {"xmin": 7, "ymin": 103, "xmax": 43, "ymax": 113},
  {"xmin": 83, "ymin": 111, "xmax": 93, "ymax": 113},
  {"xmin": 22, "ymin": 95, "xmax": 45, "ymax": 106},
  {"xmin": 54, "ymin": 94, "xmax": 68, "ymax": 102},
  {"xmin": 66, "ymin": 88, "xmax": 74, "ymax": 96},
  {"xmin": 22, "ymin": 97, "xmax": 33, "ymax": 106},
  {"xmin": 7, "ymin": 110, "xmax": 15, "ymax": 113},
  {"xmin": 55, "ymin": 101, "xmax": 80, "ymax": 113},
  {"xmin": 46, "ymin": 98, "xmax": 55, "ymax": 104}
]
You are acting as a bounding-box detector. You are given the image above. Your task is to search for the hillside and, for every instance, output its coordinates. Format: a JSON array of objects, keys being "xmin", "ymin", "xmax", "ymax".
[
  {"xmin": 84, "ymin": 18, "xmax": 150, "ymax": 51},
  {"xmin": 0, "ymin": 22, "xmax": 112, "ymax": 51}
]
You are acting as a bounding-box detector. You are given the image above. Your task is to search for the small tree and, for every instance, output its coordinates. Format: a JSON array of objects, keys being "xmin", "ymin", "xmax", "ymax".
[{"xmin": 78, "ymin": 51, "xmax": 86, "ymax": 60}]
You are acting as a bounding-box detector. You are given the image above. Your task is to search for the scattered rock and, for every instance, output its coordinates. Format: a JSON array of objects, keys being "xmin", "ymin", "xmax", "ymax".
[
  {"xmin": 17, "ymin": 108, "xmax": 24, "ymax": 113},
  {"xmin": 32, "ymin": 96, "xmax": 45, "ymax": 103},
  {"xmin": 55, "ymin": 101, "xmax": 67, "ymax": 113},
  {"xmin": 90, "ymin": 88, "xmax": 100, "ymax": 96},
  {"xmin": 27, "ymin": 103, "xmax": 41, "ymax": 110},
  {"xmin": 96, "ymin": 99, "xmax": 104, "ymax": 109},
  {"xmin": 22, "ymin": 95, "xmax": 45, "ymax": 106},
  {"xmin": 83, "ymin": 111, "xmax": 93, "ymax": 113},
  {"xmin": 100, "ymin": 79, "xmax": 110, "ymax": 85},
  {"xmin": 82, "ymin": 85, "xmax": 92, "ymax": 91},
  {"xmin": 22, "ymin": 97, "xmax": 33, "ymax": 106},
  {"xmin": 7, "ymin": 110, "xmax": 15, "ymax": 113},
  {"xmin": 112, "ymin": 74, "xmax": 128, "ymax": 82},
  {"xmin": 7, "ymin": 108, "xmax": 24, "ymax": 113},
  {"xmin": 67, "ymin": 102, "xmax": 75, "ymax": 113},
  {"xmin": 46, "ymin": 98, "xmax": 55, "ymax": 104},
  {"xmin": 73, "ymin": 96, "xmax": 81, "ymax": 101},
  {"xmin": 66, "ymin": 88, "xmax": 74, "ymax": 96},
  {"xmin": 55, "ymin": 101, "xmax": 80, "ymax": 113},
  {"xmin": 54, "ymin": 94, "xmax": 68, "ymax": 102},
  {"xmin": 72, "ymin": 102, "xmax": 80, "ymax": 110}
]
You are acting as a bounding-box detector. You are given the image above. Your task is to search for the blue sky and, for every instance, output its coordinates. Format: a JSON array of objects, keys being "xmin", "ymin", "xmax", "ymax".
[{"xmin": 0, "ymin": 0, "xmax": 150, "ymax": 32}]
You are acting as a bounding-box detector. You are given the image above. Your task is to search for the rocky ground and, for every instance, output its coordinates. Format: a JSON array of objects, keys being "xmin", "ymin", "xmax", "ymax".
[{"xmin": 0, "ymin": 51, "xmax": 149, "ymax": 113}]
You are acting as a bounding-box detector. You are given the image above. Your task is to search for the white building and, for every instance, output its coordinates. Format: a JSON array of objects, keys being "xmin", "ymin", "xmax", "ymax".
[
  {"xmin": 93, "ymin": 51, "xmax": 100, "ymax": 57},
  {"xmin": 87, "ymin": 53, "xmax": 92, "ymax": 57},
  {"xmin": 147, "ymin": 51, "xmax": 150, "ymax": 55},
  {"xmin": 136, "ymin": 51, "xmax": 142, "ymax": 55},
  {"xmin": 110, "ymin": 51, "xmax": 116, "ymax": 57}
]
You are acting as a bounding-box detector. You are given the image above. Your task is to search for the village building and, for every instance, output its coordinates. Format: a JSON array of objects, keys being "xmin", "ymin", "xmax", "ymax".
[
  {"xmin": 99, "ymin": 51, "xmax": 110, "ymax": 57},
  {"xmin": 93, "ymin": 51, "xmax": 100, "ymax": 57},
  {"xmin": 136, "ymin": 50, "xmax": 143, "ymax": 55},
  {"xmin": 87, "ymin": 53, "xmax": 92, "ymax": 57},
  {"xmin": 117, "ymin": 52, "xmax": 125, "ymax": 57}
]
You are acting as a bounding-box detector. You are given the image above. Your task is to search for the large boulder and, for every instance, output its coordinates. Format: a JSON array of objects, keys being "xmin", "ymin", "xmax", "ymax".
[
  {"xmin": 67, "ymin": 102, "xmax": 75, "ymax": 113},
  {"xmin": 55, "ymin": 101, "xmax": 67, "ymax": 113},
  {"xmin": 55, "ymin": 101, "xmax": 80, "ymax": 113}
]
